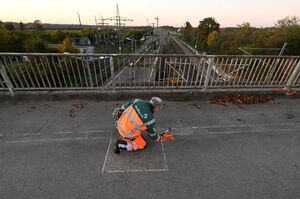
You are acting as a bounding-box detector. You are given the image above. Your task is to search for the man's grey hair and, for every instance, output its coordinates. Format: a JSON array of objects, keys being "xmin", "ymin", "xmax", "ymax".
[{"xmin": 150, "ymin": 97, "xmax": 163, "ymax": 108}]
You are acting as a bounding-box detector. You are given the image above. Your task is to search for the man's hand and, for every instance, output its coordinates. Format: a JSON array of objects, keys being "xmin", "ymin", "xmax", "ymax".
[
  {"xmin": 160, "ymin": 133, "xmax": 175, "ymax": 142},
  {"xmin": 157, "ymin": 128, "xmax": 175, "ymax": 142}
]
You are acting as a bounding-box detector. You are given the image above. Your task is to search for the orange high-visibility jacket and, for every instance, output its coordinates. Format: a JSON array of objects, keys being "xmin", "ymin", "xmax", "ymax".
[{"xmin": 117, "ymin": 99, "xmax": 158, "ymax": 140}]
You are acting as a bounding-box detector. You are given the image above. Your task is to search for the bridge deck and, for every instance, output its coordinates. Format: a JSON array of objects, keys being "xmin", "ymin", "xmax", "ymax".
[{"xmin": 0, "ymin": 98, "xmax": 299, "ymax": 198}]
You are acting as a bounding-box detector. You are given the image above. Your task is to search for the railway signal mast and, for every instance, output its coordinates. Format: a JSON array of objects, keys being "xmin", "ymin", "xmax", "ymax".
[
  {"xmin": 95, "ymin": 14, "xmax": 109, "ymax": 27},
  {"xmin": 105, "ymin": 4, "xmax": 133, "ymax": 53},
  {"xmin": 94, "ymin": 15, "xmax": 109, "ymax": 45}
]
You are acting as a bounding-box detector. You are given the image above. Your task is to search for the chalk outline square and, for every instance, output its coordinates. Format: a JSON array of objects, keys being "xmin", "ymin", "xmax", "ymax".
[{"xmin": 101, "ymin": 137, "xmax": 168, "ymax": 173}]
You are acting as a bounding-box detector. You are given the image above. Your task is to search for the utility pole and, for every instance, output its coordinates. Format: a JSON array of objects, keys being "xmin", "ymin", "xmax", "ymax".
[
  {"xmin": 77, "ymin": 12, "xmax": 83, "ymax": 30},
  {"xmin": 94, "ymin": 16, "xmax": 98, "ymax": 27},
  {"xmin": 155, "ymin": 17, "xmax": 159, "ymax": 28},
  {"xmin": 94, "ymin": 16, "xmax": 99, "ymax": 45}
]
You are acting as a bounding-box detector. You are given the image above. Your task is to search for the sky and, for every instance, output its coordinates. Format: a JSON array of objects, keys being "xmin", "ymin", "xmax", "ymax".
[{"xmin": 0, "ymin": 0, "xmax": 299, "ymax": 27}]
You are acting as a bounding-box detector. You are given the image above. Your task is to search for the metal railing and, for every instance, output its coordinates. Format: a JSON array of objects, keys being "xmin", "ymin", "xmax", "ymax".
[{"xmin": 0, "ymin": 53, "xmax": 299, "ymax": 93}]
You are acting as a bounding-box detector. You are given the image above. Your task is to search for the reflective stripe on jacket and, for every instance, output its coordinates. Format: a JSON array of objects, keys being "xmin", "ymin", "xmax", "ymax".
[{"xmin": 117, "ymin": 105, "xmax": 147, "ymax": 139}]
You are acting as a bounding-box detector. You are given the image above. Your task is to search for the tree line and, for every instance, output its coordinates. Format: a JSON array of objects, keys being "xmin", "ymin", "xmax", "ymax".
[
  {"xmin": 180, "ymin": 16, "xmax": 300, "ymax": 55},
  {"xmin": 0, "ymin": 20, "xmax": 149, "ymax": 53}
]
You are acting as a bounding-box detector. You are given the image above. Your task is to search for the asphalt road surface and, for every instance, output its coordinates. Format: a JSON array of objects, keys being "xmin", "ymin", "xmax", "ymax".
[{"xmin": 0, "ymin": 98, "xmax": 299, "ymax": 199}]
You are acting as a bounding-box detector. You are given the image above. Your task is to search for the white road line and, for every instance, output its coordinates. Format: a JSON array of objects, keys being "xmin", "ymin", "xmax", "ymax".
[
  {"xmin": 208, "ymin": 128, "xmax": 299, "ymax": 135},
  {"xmin": 79, "ymin": 130, "xmax": 106, "ymax": 134},
  {"xmin": 37, "ymin": 137, "xmax": 99, "ymax": 142},
  {"xmin": 173, "ymin": 132, "xmax": 195, "ymax": 136},
  {"xmin": 201, "ymin": 122, "xmax": 300, "ymax": 129},
  {"xmin": 158, "ymin": 123, "xmax": 300, "ymax": 132},
  {"xmin": 102, "ymin": 137, "xmax": 113, "ymax": 174},
  {"xmin": 6, "ymin": 140, "xmax": 31, "ymax": 143},
  {"xmin": 104, "ymin": 168, "xmax": 169, "ymax": 173},
  {"xmin": 21, "ymin": 133, "xmax": 41, "ymax": 136},
  {"xmin": 160, "ymin": 123, "xmax": 300, "ymax": 131},
  {"xmin": 280, "ymin": 129, "xmax": 299, "ymax": 131},
  {"xmin": 53, "ymin": 131, "xmax": 73, "ymax": 134},
  {"xmin": 209, "ymin": 131, "xmax": 251, "ymax": 135},
  {"xmin": 5, "ymin": 136, "xmax": 105, "ymax": 144}
]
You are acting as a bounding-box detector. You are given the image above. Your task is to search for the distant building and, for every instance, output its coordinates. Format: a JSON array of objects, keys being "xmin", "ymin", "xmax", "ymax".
[
  {"xmin": 48, "ymin": 37, "xmax": 95, "ymax": 54},
  {"xmin": 72, "ymin": 37, "xmax": 94, "ymax": 54},
  {"xmin": 72, "ymin": 37, "xmax": 91, "ymax": 46},
  {"xmin": 75, "ymin": 46, "xmax": 95, "ymax": 54}
]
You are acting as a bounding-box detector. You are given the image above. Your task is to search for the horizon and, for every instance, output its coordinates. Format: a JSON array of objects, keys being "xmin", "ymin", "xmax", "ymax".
[{"xmin": 1, "ymin": 0, "xmax": 300, "ymax": 28}]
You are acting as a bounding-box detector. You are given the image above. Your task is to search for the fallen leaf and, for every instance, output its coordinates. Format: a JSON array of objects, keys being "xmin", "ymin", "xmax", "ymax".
[{"xmin": 286, "ymin": 90, "xmax": 296, "ymax": 96}]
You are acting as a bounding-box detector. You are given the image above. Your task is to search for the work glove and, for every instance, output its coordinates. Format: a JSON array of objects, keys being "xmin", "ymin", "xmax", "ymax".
[
  {"xmin": 157, "ymin": 128, "xmax": 175, "ymax": 142},
  {"xmin": 160, "ymin": 133, "xmax": 175, "ymax": 142}
]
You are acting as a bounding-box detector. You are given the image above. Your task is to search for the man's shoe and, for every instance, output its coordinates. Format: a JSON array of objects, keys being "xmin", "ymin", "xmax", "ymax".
[{"xmin": 114, "ymin": 140, "xmax": 121, "ymax": 154}]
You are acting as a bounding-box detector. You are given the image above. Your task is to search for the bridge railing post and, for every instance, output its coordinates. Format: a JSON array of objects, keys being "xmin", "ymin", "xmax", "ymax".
[
  {"xmin": 109, "ymin": 56, "xmax": 116, "ymax": 91},
  {"xmin": 285, "ymin": 59, "xmax": 300, "ymax": 89},
  {"xmin": 85, "ymin": 58, "xmax": 94, "ymax": 87},
  {"xmin": 202, "ymin": 57, "xmax": 214, "ymax": 92},
  {"xmin": 0, "ymin": 61, "xmax": 14, "ymax": 95}
]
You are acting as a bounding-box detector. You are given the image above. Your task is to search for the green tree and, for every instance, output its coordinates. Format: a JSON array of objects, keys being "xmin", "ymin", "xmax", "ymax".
[
  {"xmin": 125, "ymin": 29, "xmax": 145, "ymax": 41},
  {"xmin": 207, "ymin": 31, "xmax": 218, "ymax": 46},
  {"xmin": 33, "ymin": 20, "xmax": 43, "ymax": 31},
  {"xmin": 275, "ymin": 16, "xmax": 300, "ymax": 28},
  {"xmin": 218, "ymin": 28, "xmax": 238, "ymax": 54},
  {"xmin": 58, "ymin": 37, "xmax": 79, "ymax": 53},
  {"xmin": 19, "ymin": 22, "xmax": 25, "ymax": 30},
  {"xmin": 273, "ymin": 16, "xmax": 300, "ymax": 55},
  {"xmin": 235, "ymin": 22, "xmax": 253, "ymax": 46},
  {"xmin": 4, "ymin": 23, "xmax": 15, "ymax": 31},
  {"xmin": 195, "ymin": 17, "xmax": 220, "ymax": 51},
  {"xmin": 24, "ymin": 38, "xmax": 48, "ymax": 52},
  {"xmin": 0, "ymin": 29, "xmax": 11, "ymax": 51},
  {"xmin": 198, "ymin": 17, "xmax": 220, "ymax": 37},
  {"xmin": 250, "ymin": 29, "xmax": 271, "ymax": 54},
  {"xmin": 49, "ymin": 30, "xmax": 68, "ymax": 43},
  {"xmin": 182, "ymin": 21, "xmax": 194, "ymax": 42}
]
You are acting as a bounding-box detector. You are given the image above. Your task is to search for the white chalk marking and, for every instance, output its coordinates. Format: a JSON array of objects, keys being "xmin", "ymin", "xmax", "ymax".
[
  {"xmin": 102, "ymin": 137, "xmax": 113, "ymax": 174},
  {"xmin": 102, "ymin": 137, "xmax": 169, "ymax": 174},
  {"xmin": 208, "ymin": 128, "xmax": 300, "ymax": 135},
  {"xmin": 209, "ymin": 131, "xmax": 251, "ymax": 135},
  {"xmin": 79, "ymin": 130, "xmax": 106, "ymax": 134},
  {"xmin": 53, "ymin": 131, "xmax": 73, "ymax": 134},
  {"xmin": 21, "ymin": 133, "xmax": 41, "ymax": 136},
  {"xmin": 160, "ymin": 141, "xmax": 169, "ymax": 170},
  {"xmin": 173, "ymin": 132, "xmax": 194, "ymax": 136},
  {"xmin": 104, "ymin": 168, "xmax": 169, "ymax": 173},
  {"xmin": 5, "ymin": 136, "xmax": 105, "ymax": 144},
  {"xmin": 201, "ymin": 122, "xmax": 300, "ymax": 129},
  {"xmin": 6, "ymin": 140, "xmax": 31, "ymax": 143},
  {"xmin": 38, "ymin": 137, "xmax": 90, "ymax": 142},
  {"xmin": 280, "ymin": 129, "xmax": 299, "ymax": 131}
]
